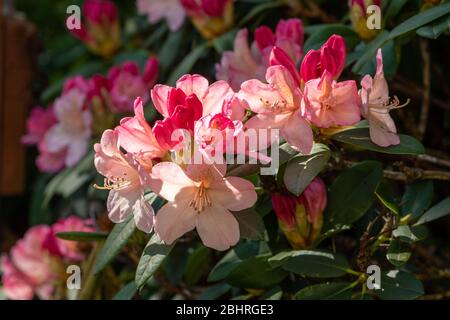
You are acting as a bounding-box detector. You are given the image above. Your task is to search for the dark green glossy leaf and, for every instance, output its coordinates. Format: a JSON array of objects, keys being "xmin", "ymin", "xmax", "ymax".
[
  {"xmin": 225, "ymin": 255, "xmax": 287, "ymax": 289},
  {"xmin": 324, "ymin": 161, "xmax": 383, "ymax": 230},
  {"xmin": 283, "ymin": 143, "xmax": 330, "ymax": 196},
  {"xmin": 184, "ymin": 246, "xmax": 211, "ymax": 285},
  {"xmin": 387, "ymin": 238, "xmax": 411, "ymax": 267},
  {"xmin": 167, "ymin": 44, "xmax": 209, "ymax": 85},
  {"xmin": 415, "ymin": 197, "xmax": 450, "ymax": 225},
  {"xmin": 233, "ymin": 209, "xmax": 267, "ymax": 241},
  {"xmin": 401, "ymin": 180, "xmax": 433, "ymax": 220},
  {"xmin": 377, "ymin": 270, "xmax": 424, "ymax": 300},
  {"xmin": 135, "ymin": 233, "xmax": 174, "ymax": 289},
  {"xmin": 56, "ymin": 231, "xmax": 107, "ymax": 242},
  {"xmin": 332, "ymin": 128, "xmax": 425, "ymax": 155},
  {"xmin": 112, "ymin": 282, "xmax": 137, "ymax": 300},
  {"xmin": 295, "ymin": 282, "xmax": 353, "ymax": 300},
  {"xmin": 277, "ymin": 250, "xmax": 351, "ymax": 278},
  {"xmin": 94, "ymin": 215, "xmax": 136, "ymax": 274},
  {"xmin": 389, "ymin": 3, "xmax": 450, "ymax": 39}
]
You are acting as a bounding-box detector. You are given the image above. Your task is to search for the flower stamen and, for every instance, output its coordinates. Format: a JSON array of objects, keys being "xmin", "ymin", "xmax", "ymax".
[{"xmin": 189, "ymin": 181, "xmax": 211, "ymax": 213}]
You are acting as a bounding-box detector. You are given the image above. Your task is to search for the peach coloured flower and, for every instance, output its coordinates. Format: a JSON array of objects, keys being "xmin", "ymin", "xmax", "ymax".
[
  {"xmin": 302, "ymin": 71, "xmax": 361, "ymax": 128},
  {"xmin": 44, "ymin": 89, "xmax": 92, "ymax": 167},
  {"xmin": 216, "ymin": 18, "xmax": 304, "ymax": 90},
  {"xmin": 107, "ymin": 58, "xmax": 159, "ymax": 113},
  {"xmin": 137, "ymin": 0, "xmax": 186, "ymax": 31},
  {"xmin": 239, "ymin": 65, "xmax": 313, "ymax": 154},
  {"xmin": 94, "ymin": 129, "xmax": 154, "ymax": 233},
  {"xmin": 150, "ymin": 162, "xmax": 257, "ymax": 250},
  {"xmin": 115, "ymin": 97, "xmax": 166, "ymax": 160},
  {"xmin": 1, "ymin": 226, "xmax": 56, "ymax": 300},
  {"xmin": 360, "ymin": 49, "xmax": 405, "ymax": 147}
]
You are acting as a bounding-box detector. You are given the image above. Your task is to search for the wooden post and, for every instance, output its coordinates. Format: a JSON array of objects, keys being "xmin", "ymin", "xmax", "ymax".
[{"xmin": 0, "ymin": 3, "xmax": 37, "ymax": 195}]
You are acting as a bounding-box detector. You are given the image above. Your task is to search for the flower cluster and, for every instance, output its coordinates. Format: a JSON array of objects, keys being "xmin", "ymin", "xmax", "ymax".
[
  {"xmin": 93, "ymin": 31, "xmax": 405, "ymax": 251},
  {"xmin": 1, "ymin": 216, "xmax": 94, "ymax": 300},
  {"xmin": 22, "ymin": 57, "xmax": 159, "ymax": 173}
]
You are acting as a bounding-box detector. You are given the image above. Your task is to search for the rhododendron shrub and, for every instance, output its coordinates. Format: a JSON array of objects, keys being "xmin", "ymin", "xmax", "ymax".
[{"xmin": 4, "ymin": 0, "xmax": 450, "ymax": 301}]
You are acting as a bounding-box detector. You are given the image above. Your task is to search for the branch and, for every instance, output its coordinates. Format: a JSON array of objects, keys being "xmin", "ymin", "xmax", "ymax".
[{"xmin": 418, "ymin": 39, "xmax": 431, "ymax": 140}]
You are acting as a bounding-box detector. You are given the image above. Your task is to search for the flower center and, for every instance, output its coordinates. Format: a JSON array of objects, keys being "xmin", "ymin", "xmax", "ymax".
[
  {"xmin": 189, "ymin": 181, "xmax": 211, "ymax": 213},
  {"xmin": 94, "ymin": 174, "xmax": 132, "ymax": 190},
  {"xmin": 260, "ymin": 98, "xmax": 287, "ymax": 112}
]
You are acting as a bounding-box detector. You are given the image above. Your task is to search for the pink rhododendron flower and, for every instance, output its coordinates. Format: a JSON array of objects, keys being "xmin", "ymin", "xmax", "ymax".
[
  {"xmin": 45, "ymin": 216, "xmax": 95, "ymax": 262},
  {"xmin": 181, "ymin": 0, "xmax": 234, "ymax": 39},
  {"xmin": 271, "ymin": 177, "xmax": 327, "ymax": 249},
  {"xmin": 150, "ymin": 162, "xmax": 257, "ymax": 250},
  {"xmin": 302, "ymin": 71, "xmax": 361, "ymax": 128},
  {"xmin": 115, "ymin": 97, "xmax": 166, "ymax": 160},
  {"xmin": 300, "ymin": 35, "xmax": 346, "ymax": 83},
  {"xmin": 151, "ymin": 74, "xmax": 234, "ymax": 150},
  {"xmin": 216, "ymin": 18, "xmax": 304, "ymax": 90},
  {"xmin": 44, "ymin": 89, "xmax": 92, "ymax": 167},
  {"xmin": 239, "ymin": 65, "xmax": 314, "ymax": 154},
  {"xmin": 36, "ymin": 142, "xmax": 67, "ymax": 173},
  {"xmin": 137, "ymin": 0, "xmax": 186, "ymax": 31},
  {"xmin": 94, "ymin": 128, "xmax": 155, "ymax": 233},
  {"xmin": 349, "ymin": 0, "xmax": 382, "ymax": 40},
  {"xmin": 21, "ymin": 106, "xmax": 57, "ymax": 145},
  {"xmin": 1, "ymin": 226, "xmax": 56, "ymax": 300},
  {"xmin": 70, "ymin": 0, "xmax": 121, "ymax": 57},
  {"xmin": 360, "ymin": 49, "xmax": 405, "ymax": 147},
  {"xmin": 107, "ymin": 58, "xmax": 159, "ymax": 113}
]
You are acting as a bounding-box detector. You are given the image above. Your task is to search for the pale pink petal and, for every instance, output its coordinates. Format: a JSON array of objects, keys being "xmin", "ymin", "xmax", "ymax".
[
  {"xmin": 107, "ymin": 187, "xmax": 141, "ymax": 223},
  {"xmin": 280, "ymin": 110, "xmax": 313, "ymax": 154},
  {"xmin": 239, "ymin": 79, "xmax": 286, "ymax": 114},
  {"xmin": 149, "ymin": 162, "xmax": 195, "ymax": 201},
  {"xmin": 209, "ymin": 177, "xmax": 257, "ymax": 211},
  {"xmin": 201, "ymin": 81, "xmax": 234, "ymax": 116},
  {"xmin": 151, "ymin": 85, "xmax": 171, "ymax": 117},
  {"xmin": 186, "ymin": 162, "xmax": 227, "ymax": 182},
  {"xmin": 196, "ymin": 205, "xmax": 240, "ymax": 251},
  {"xmin": 154, "ymin": 196, "xmax": 197, "ymax": 245},
  {"xmin": 176, "ymin": 74, "xmax": 209, "ymax": 99},
  {"xmin": 132, "ymin": 196, "xmax": 155, "ymax": 233},
  {"xmin": 368, "ymin": 111, "xmax": 400, "ymax": 147}
]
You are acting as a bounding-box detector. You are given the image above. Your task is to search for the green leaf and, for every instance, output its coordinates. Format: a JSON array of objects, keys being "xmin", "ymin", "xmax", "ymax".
[
  {"xmin": 167, "ymin": 44, "xmax": 209, "ymax": 85},
  {"xmin": 94, "ymin": 215, "xmax": 136, "ymax": 274},
  {"xmin": 207, "ymin": 241, "xmax": 260, "ymax": 282},
  {"xmin": 387, "ymin": 238, "xmax": 411, "ymax": 267},
  {"xmin": 352, "ymin": 31, "xmax": 389, "ymax": 74},
  {"xmin": 184, "ymin": 246, "xmax": 211, "ymax": 285},
  {"xmin": 261, "ymin": 286, "xmax": 283, "ymax": 300},
  {"xmin": 415, "ymin": 197, "xmax": 450, "ymax": 225},
  {"xmin": 392, "ymin": 225, "xmax": 426, "ymax": 242},
  {"xmin": 401, "ymin": 180, "xmax": 433, "ymax": 220},
  {"xmin": 197, "ymin": 283, "xmax": 231, "ymax": 300},
  {"xmin": 225, "ymin": 255, "xmax": 287, "ymax": 289},
  {"xmin": 375, "ymin": 179, "xmax": 400, "ymax": 215},
  {"xmin": 112, "ymin": 282, "xmax": 137, "ymax": 300},
  {"xmin": 238, "ymin": 1, "xmax": 283, "ymax": 27},
  {"xmin": 43, "ymin": 151, "xmax": 94, "ymax": 206},
  {"xmin": 416, "ymin": 13, "xmax": 450, "ymax": 39},
  {"xmin": 324, "ymin": 161, "xmax": 383, "ymax": 230},
  {"xmin": 135, "ymin": 233, "xmax": 174, "ymax": 289},
  {"xmin": 276, "ymin": 250, "xmax": 351, "ymax": 278},
  {"xmin": 158, "ymin": 31, "xmax": 184, "ymax": 72},
  {"xmin": 303, "ymin": 24, "xmax": 359, "ymax": 52},
  {"xmin": 332, "ymin": 128, "xmax": 425, "ymax": 155},
  {"xmin": 29, "ymin": 175, "xmax": 52, "ymax": 225},
  {"xmin": 384, "ymin": 0, "xmax": 410, "ymax": 23},
  {"xmin": 233, "ymin": 209, "xmax": 267, "ymax": 241},
  {"xmin": 389, "ymin": 3, "xmax": 450, "ymax": 39},
  {"xmin": 55, "ymin": 231, "xmax": 108, "ymax": 242},
  {"xmin": 212, "ymin": 29, "xmax": 237, "ymax": 54},
  {"xmin": 283, "ymin": 143, "xmax": 330, "ymax": 196},
  {"xmin": 295, "ymin": 282, "xmax": 353, "ymax": 300},
  {"xmin": 377, "ymin": 270, "xmax": 424, "ymax": 300}
]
